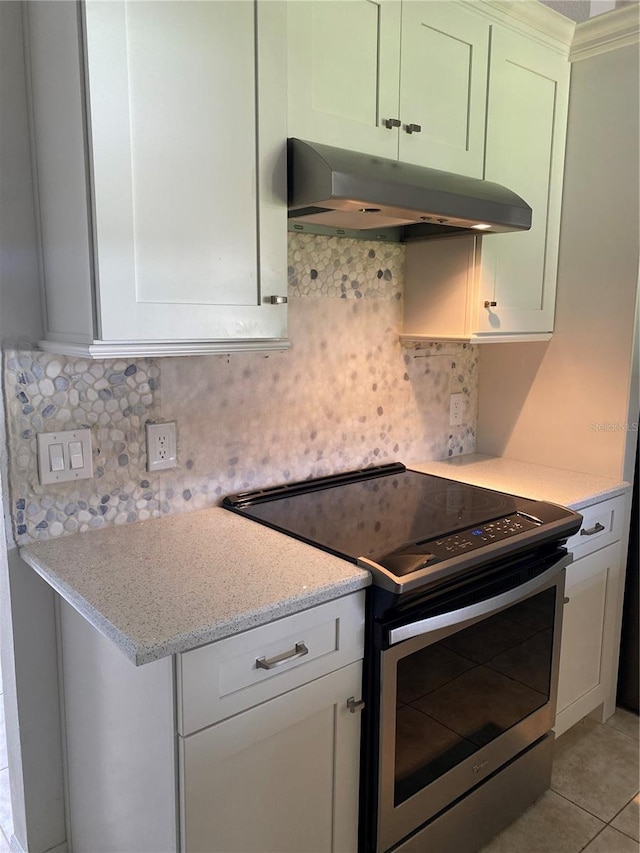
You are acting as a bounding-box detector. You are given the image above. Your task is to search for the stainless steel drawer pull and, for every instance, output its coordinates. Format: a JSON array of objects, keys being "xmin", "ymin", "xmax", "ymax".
[
  {"xmin": 347, "ymin": 697, "xmax": 365, "ymax": 714},
  {"xmin": 266, "ymin": 295, "xmax": 288, "ymax": 305},
  {"xmin": 580, "ymin": 522, "xmax": 605, "ymax": 536},
  {"xmin": 255, "ymin": 642, "xmax": 309, "ymax": 670}
]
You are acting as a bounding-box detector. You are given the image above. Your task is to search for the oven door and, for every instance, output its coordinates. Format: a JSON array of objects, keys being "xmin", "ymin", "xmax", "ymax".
[{"xmin": 376, "ymin": 551, "xmax": 569, "ymax": 853}]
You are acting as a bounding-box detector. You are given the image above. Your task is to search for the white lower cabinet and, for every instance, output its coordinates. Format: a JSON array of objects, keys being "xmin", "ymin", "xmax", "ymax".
[
  {"xmin": 556, "ymin": 543, "xmax": 619, "ymax": 729},
  {"xmin": 176, "ymin": 592, "xmax": 365, "ymax": 853},
  {"xmin": 58, "ymin": 591, "xmax": 365, "ymax": 852},
  {"xmin": 555, "ymin": 495, "xmax": 627, "ymax": 736},
  {"xmin": 180, "ymin": 662, "xmax": 362, "ymax": 853}
]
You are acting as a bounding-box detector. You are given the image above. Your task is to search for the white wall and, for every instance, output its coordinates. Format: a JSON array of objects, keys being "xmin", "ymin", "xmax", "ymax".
[
  {"xmin": 0, "ymin": 3, "xmax": 43, "ymax": 346},
  {"xmin": 0, "ymin": 4, "xmax": 66, "ymax": 852},
  {"xmin": 477, "ymin": 42, "xmax": 639, "ymax": 480}
]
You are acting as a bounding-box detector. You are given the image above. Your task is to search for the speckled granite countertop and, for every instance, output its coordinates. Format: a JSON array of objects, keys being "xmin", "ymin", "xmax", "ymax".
[
  {"xmin": 21, "ymin": 455, "xmax": 628, "ymax": 666},
  {"xmin": 409, "ymin": 454, "xmax": 629, "ymax": 510},
  {"xmin": 20, "ymin": 507, "xmax": 370, "ymax": 666}
]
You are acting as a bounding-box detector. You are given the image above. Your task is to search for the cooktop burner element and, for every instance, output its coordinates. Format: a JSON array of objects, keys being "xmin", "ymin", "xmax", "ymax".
[
  {"xmin": 419, "ymin": 483, "xmax": 511, "ymax": 516},
  {"xmin": 224, "ymin": 463, "xmax": 582, "ymax": 594}
]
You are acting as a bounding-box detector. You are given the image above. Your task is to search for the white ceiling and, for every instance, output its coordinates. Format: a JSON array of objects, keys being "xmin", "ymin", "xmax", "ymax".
[{"xmin": 539, "ymin": 0, "xmax": 638, "ymax": 23}]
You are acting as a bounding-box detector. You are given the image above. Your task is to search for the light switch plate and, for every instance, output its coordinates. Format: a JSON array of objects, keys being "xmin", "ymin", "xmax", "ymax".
[{"xmin": 37, "ymin": 429, "xmax": 93, "ymax": 485}]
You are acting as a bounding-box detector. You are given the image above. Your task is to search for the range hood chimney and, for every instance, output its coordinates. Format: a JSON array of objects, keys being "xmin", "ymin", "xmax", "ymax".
[{"xmin": 287, "ymin": 138, "xmax": 532, "ymax": 242}]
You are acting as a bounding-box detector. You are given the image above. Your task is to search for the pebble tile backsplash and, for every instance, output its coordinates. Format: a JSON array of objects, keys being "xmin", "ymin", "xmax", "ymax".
[{"xmin": 4, "ymin": 234, "xmax": 478, "ymax": 545}]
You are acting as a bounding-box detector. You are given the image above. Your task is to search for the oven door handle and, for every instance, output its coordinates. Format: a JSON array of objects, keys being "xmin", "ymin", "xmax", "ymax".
[{"xmin": 387, "ymin": 553, "xmax": 571, "ymax": 646}]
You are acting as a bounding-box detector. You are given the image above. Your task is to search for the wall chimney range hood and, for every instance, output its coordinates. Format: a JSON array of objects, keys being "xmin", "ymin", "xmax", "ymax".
[{"xmin": 287, "ymin": 138, "xmax": 532, "ymax": 242}]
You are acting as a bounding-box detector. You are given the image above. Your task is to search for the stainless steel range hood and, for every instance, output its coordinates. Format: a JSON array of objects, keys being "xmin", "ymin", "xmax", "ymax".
[{"xmin": 287, "ymin": 138, "xmax": 532, "ymax": 242}]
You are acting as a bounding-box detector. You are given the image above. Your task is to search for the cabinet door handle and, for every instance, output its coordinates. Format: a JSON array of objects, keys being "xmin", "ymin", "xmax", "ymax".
[
  {"xmin": 266, "ymin": 295, "xmax": 288, "ymax": 305},
  {"xmin": 347, "ymin": 697, "xmax": 365, "ymax": 713},
  {"xmin": 580, "ymin": 522, "xmax": 605, "ymax": 536},
  {"xmin": 255, "ymin": 642, "xmax": 309, "ymax": 670},
  {"xmin": 484, "ymin": 301, "xmax": 498, "ymax": 308},
  {"xmin": 383, "ymin": 118, "xmax": 401, "ymax": 129},
  {"xmin": 404, "ymin": 123, "xmax": 422, "ymax": 134}
]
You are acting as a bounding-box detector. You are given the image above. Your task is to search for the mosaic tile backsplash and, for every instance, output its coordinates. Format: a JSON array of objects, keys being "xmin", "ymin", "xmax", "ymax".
[{"xmin": 4, "ymin": 234, "xmax": 478, "ymax": 545}]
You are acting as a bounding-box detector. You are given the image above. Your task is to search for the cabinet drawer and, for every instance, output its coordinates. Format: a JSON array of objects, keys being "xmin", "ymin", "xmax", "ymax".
[
  {"xmin": 177, "ymin": 591, "xmax": 365, "ymax": 735},
  {"xmin": 565, "ymin": 494, "xmax": 626, "ymax": 559}
]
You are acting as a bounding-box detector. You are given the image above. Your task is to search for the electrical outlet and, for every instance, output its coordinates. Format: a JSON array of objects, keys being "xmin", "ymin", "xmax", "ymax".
[
  {"xmin": 449, "ymin": 393, "xmax": 465, "ymax": 426},
  {"xmin": 146, "ymin": 422, "xmax": 177, "ymax": 472}
]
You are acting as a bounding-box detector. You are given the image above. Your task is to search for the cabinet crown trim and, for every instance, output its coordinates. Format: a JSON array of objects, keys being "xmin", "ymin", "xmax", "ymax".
[
  {"xmin": 570, "ymin": 4, "xmax": 640, "ymax": 62},
  {"xmin": 472, "ymin": 1, "xmax": 575, "ymax": 52},
  {"xmin": 38, "ymin": 339, "xmax": 291, "ymax": 360},
  {"xmin": 399, "ymin": 333, "xmax": 553, "ymax": 345}
]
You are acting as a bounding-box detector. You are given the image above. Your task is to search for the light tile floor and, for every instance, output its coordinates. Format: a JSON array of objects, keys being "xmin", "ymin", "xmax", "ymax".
[{"xmin": 481, "ymin": 708, "xmax": 640, "ymax": 853}]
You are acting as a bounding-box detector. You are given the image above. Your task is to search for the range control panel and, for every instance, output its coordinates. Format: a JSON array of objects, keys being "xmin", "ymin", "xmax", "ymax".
[
  {"xmin": 381, "ymin": 513, "xmax": 544, "ymax": 577},
  {"xmin": 429, "ymin": 514, "xmax": 541, "ymax": 558}
]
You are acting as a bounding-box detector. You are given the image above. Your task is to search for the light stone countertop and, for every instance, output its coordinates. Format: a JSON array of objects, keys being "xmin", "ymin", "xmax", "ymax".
[
  {"xmin": 409, "ymin": 453, "xmax": 630, "ymax": 510},
  {"xmin": 20, "ymin": 506, "xmax": 370, "ymax": 666},
  {"xmin": 21, "ymin": 454, "xmax": 628, "ymax": 668}
]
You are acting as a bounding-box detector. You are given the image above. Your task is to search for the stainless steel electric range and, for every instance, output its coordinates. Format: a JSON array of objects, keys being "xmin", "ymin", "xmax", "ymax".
[{"xmin": 224, "ymin": 462, "xmax": 583, "ymax": 853}]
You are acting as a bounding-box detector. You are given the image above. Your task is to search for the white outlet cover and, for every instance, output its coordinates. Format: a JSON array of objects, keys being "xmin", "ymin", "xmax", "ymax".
[
  {"xmin": 449, "ymin": 393, "xmax": 465, "ymax": 426},
  {"xmin": 146, "ymin": 422, "xmax": 177, "ymax": 472}
]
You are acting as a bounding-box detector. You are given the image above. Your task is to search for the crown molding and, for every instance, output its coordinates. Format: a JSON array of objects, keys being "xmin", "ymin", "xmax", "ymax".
[
  {"xmin": 470, "ymin": 1, "xmax": 575, "ymax": 52},
  {"xmin": 570, "ymin": 4, "xmax": 640, "ymax": 62}
]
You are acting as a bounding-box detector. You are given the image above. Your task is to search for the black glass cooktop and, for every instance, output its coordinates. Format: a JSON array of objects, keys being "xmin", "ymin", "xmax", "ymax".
[{"xmin": 224, "ymin": 463, "xmax": 577, "ymax": 567}]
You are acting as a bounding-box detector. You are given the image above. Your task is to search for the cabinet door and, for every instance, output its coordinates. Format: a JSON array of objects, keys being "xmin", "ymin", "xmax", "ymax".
[
  {"xmin": 398, "ymin": 2, "xmax": 489, "ymax": 177},
  {"xmin": 476, "ymin": 26, "xmax": 569, "ymax": 335},
  {"xmin": 287, "ymin": 0, "xmax": 401, "ymax": 158},
  {"xmin": 84, "ymin": 1, "xmax": 287, "ymax": 344},
  {"xmin": 180, "ymin": 662, "xmax": 362, "ymax": 853},
  {"xmin": 555, "ymin": 541, "xmax": 622, "ymax": 736}
]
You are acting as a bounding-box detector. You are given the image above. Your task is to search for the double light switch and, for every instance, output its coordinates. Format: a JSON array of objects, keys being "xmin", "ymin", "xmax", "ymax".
[{"xmin": 37, "ymin": 429, "xmax": 93, "ymax": 485}]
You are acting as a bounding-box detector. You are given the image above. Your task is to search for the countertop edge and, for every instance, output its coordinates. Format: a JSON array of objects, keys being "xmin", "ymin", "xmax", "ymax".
[
  {"xmin": 21, "ymin": 546, "xmax": 371, "ymax": 666},
  {"xmin": 21, "ymin": 548, "xmax": 140, "ymax": 664},
  {"xmin": 133, "ymin": 574, "xmax": 370, "ymax": 665},
  {"xmin": 563, "ymin": 484, "xmax": 630, "ymax": 510}
]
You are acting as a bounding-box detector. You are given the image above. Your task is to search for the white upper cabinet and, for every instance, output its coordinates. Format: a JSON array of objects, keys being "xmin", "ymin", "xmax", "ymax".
[
  {"xmin": 287, "ymin": 0, "xmax": 489, "ymax": 177},
  {"xmin": 398, "ymin": 2, "xmax": 489, "ymax": 176},
  {"xmin": 26, "ymin": 1, "xmax": 289, "ymax": 358},
  {"xmin": 287, "ymin": 0, "xmax": 401, "ymax": 159},
  {"xmin": 402, "ymin": 6, "xmax": 571, "ymax": 344},
  {"xmin": 475, "ymin": 26, "xmax": 569, "ymax": 336}
]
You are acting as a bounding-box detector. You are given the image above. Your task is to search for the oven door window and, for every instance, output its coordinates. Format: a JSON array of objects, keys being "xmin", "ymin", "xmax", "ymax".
[{"xmin": 394, "ymin": 587, "xmax": 555, "ymax": 806}]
